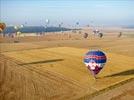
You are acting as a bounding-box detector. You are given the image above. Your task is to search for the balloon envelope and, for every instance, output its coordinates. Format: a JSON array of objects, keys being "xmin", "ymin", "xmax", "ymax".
[
  {"xmin": 76, "ymin": 22, "xmax": 79, "ymax": 25},
  {"xmin": 46, "ymin": 19, "xmax": 49, "ymax": 24},
  {"xmin": 20, "ymin": 24, "xmax": 24, "ymax": 28},
  {"xmin": 83, "ymin": 33, "xmax": 88, "ymax": 38},
  {"xmin": 0, "ymin": 23, "xmax": 6, "ymax": 32},
  {"xmin": 14, "ymin": 26, "xmax": 18, "ymax": 30},
  {"xmin": 98, "ymin": 33, "xmax": 103, "ymax": 38},
  {"xmin": 84, "ymin": 50, "xmax": 107, "ymax": 75}
]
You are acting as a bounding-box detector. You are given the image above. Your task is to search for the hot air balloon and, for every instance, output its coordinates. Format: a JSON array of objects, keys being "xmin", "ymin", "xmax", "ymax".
[
  {"xmin": 75, "ymin": 22, "xmax": 79, "ymax": 30},
  {"xmin": 20, "ymin": 24, "xmax": 24, "ymax": 28},
  {"xmin": 14, "ymin": 26, "xmax": 19, "ymax": 30},
  {"xmin": 76, "ymin": 22, "xmax": 79, "ymax": 26},
  {"xmin": 14, "ymin": 25, "xmax": 23, "ymax": 37},
  {"xmin": 83, "ymin": 33, "xmax": 88, "ymax": 38},
  {"xmin": 0, "ymin": 22, "xmax": 6, "ymax": 32},
  {"xmin": 59, "ymin": 24, "xmax": 61, "ymax": 28},
  {"xmin": 98, "ymin": 33, "xmax": 103, "ymax": 38},
  {"xmin": 83, "ymin": 50, "xmax": 107, "ymax": 78},
  {"xmin": 45, "ymin": 19, "xmax": 50, "ymax": 32},
  {"xmin": 118, "ymin": 32, "xmax": 122, "ymax": 38},
  {"xmin": 46, "ymin": 19, "xmax": 49, "ymax": 24},
  {"xmin": 93, "ymin": 29, "xmax": 99, "ymax": 35}
]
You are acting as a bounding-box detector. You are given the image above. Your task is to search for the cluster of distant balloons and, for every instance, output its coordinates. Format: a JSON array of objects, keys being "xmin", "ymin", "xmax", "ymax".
[
  {"xmin": 83, "ymin": 30, "xmax": 103, "ymax": 39},
  {"xmin": 92, "ymin": 29, "xmax": 103, "ymax": 38},
  {"xmin": 0, "ymin": 20, "xmax": 123, "ymax": 40}
]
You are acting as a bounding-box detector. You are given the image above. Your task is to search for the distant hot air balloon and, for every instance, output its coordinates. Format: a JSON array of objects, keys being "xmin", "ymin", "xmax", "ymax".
[
  {"xmin": 0, "ymin": 22, "xmax": 6, "ymax": 32},
  {"xmin": 75, "ymin": 22, "xmax": 79, "ymax": 29},
  {"xmin": 46, "ymin": 19, "xmax": 49, "ymax": 24},
  {"xmin": 118, "ymin": 32, "xmax": 122, "ymax": 38},
  {"xmin": 20, "ymin": 24, "xmax": 24, "ymax": 28},
  {"xmin": 98, "ymin": 33, "xmax": 103, "ymax": 38},
  {"xmin": 14, "ymin": 25, "xmax": 23, "ymax": 37},
  {"xmin": 59, "ymin": 22, "xmax": 63, "ymax": 28},
  {"xmin": 45, "ymin": 19, "xmax": 50, "ymax": 32},
  {"xmin": 93, "ymin": 29, "xmax": 99, "ymax": 35},
  {"xmin": 14, "ymin": 26, "xmax": 19, "ymax": 30},
  {"xmin": 83, "ymin": 50, "xmax": 107, "ymax": 78},
  {"xmin": 83, "ymin": 33, "xmax": 88, "ymax": 38},
  {"xmin": 76, "ymin": 22, "xmax": 79, "ymax": 25},
  {"xmin": 59, "ymin": 24, "xmax": 61, "ymax": 28},
  {"xmin": 61, "ymin": 22, "xmax": 63, "ymax": 25},
  {"xmin": 17, "ymin": 31, "xmax": 21, "ymax": 36}
]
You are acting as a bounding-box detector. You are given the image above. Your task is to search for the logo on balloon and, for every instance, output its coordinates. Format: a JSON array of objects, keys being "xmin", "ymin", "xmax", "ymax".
[{"xmin": 83, "ymin": 50, "xmax": 107, "ymax": 78}]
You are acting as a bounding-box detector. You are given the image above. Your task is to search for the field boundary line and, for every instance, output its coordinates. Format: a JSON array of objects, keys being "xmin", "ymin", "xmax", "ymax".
[{"xmin": 78, "ymin": 77, "xmax": 134, "ymax": 100}]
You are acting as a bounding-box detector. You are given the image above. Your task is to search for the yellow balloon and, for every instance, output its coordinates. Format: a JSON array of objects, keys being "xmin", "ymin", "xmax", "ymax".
[{"xmin": 0, "ymin": 22, "xmax": 6, "ymax": 32}]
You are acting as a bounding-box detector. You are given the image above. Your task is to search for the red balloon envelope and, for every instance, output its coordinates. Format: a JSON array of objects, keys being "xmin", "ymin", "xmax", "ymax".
[{"xmin": 83, "ymin": 50, "xmax": 107, "ymax": 77}]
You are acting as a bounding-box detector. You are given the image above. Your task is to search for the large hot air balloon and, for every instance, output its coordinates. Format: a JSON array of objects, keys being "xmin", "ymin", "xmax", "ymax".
[
  {"xmin": 83, "ymin": 50, "xmax": 107, "ymax": 78},
  {"xmin": 0, "ymin": 22, "xmax": 6, "ymax": 32}
]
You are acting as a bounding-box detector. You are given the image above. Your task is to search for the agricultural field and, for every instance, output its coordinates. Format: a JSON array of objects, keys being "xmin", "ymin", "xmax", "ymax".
[{"xmin": 0, "ymin": 29, "xmax": 134, "ymax": 100}]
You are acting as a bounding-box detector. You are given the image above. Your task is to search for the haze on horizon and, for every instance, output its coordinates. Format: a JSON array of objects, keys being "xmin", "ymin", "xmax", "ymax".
[{"xmin": 1, "ymin": 0, "xmax": 134, "ymax": 27}]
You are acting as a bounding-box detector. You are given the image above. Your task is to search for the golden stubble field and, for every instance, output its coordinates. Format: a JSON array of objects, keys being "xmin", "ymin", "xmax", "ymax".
[{"xmin": 0, "ymin": 29, "xmax": 134, "ymax": 100}]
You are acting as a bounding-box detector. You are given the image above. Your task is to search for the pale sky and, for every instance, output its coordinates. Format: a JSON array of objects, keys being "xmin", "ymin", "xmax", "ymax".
[{"xmin": 1, "ymin": 0, "xmax": 134, "ymax": 26}]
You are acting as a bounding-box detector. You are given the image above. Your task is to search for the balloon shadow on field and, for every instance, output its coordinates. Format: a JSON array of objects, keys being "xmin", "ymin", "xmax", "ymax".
[
  {"xmin": 103, "ymin": 69, "xmax": 134, "ymax": 78},
  {"xmin": 19, "ymin": 59, "xmax": 64, "ymax": 65}
]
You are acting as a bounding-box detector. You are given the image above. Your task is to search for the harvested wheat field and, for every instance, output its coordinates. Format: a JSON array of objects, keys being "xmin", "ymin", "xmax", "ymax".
[{"xmin": 0, "ymin": 30, "xmax": 134, "ymax": 100}]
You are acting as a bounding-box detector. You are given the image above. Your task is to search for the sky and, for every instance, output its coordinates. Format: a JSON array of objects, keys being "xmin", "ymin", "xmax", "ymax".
[{"xmin": 0, "ymin": 0, "xmax": 134, "ymax": 27}]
